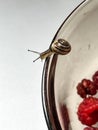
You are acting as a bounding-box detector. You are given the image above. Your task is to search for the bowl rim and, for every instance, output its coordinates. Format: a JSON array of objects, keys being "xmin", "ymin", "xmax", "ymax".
[{"xmin": 41, "ymin": 0, "xmax": 88, "ymax": 130}]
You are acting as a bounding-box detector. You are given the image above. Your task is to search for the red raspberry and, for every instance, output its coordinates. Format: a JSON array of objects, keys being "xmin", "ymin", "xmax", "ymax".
[
  {"xmin": 92, "ymin": 71, "xmax": 98, "ymax": 89},
  {"xmin": 77, "ymin": 97, "xmax": 98, "ymax": 126},
  {"xmin": 84, "ymin": 127, "xmax": 98, "ymax": 130},
  {"xmin": 77, "ymin": 82, "xmax": 86, "ymax": 98},
  {"xmin": 77, "ymin": 79, "xmax": 97, "ymax": 98}
]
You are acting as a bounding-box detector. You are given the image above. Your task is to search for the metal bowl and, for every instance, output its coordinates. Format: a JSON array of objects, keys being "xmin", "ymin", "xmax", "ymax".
[{"xmin": 42, "ymin": 0, "xmax": 98, "ymax": 130}]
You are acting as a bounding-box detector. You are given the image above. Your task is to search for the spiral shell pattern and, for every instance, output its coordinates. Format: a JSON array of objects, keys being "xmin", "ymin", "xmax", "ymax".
[{"xmin": 51, "ymin": 39, "xmax": 71, "ymax": 55}]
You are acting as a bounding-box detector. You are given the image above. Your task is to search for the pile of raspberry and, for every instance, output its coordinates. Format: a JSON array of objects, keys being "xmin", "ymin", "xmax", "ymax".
[{"xmin": 77, "ymin": 71, "xmax": 98, "ymax": 130}]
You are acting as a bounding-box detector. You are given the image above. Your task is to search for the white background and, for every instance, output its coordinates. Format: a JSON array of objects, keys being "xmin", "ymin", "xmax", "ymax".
[{"xmin": 0, "ymin": 0, "xmax": 83, "ymax": 130}]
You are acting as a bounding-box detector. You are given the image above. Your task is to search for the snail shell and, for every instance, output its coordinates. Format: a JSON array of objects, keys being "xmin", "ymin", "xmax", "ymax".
[{"xmin": 51, "ymin": 39, "xmax": 71, "ymax": 55}]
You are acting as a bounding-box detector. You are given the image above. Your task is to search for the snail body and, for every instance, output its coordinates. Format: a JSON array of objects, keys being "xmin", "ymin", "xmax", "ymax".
[{"xmin": 28, "ymin": 38, "xmax": 71, "ymax": 62}]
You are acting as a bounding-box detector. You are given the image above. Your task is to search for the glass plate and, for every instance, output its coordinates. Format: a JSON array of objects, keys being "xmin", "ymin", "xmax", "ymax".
[{"xmin": 42, "ymin": 0, "xmax": 98, "ymax": 130}]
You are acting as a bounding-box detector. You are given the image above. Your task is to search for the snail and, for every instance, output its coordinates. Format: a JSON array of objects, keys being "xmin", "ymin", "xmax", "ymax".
[{"xmin": 28, "ymin": 38, "xmax": 71, "ymax": 62}]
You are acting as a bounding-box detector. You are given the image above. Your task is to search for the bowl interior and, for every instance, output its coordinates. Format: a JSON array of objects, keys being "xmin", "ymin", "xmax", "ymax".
[{"xmin": 42, "ymin": 0, "xmax": 98, "ymax": 130}]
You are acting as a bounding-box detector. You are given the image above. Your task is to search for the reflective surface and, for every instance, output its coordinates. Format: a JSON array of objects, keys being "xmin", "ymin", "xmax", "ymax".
[{"xmin": 42, "ymin": 0, "xmax": 98, "ymax": 130}]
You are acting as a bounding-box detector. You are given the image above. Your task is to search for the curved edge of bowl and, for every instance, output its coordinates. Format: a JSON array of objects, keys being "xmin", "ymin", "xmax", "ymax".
[
  {"xmin": 41, "ymin": 55, "xmax": 60, "ymax": 130},
  {"xmin": 41, "ymin": 0, "xmax": 88, "ymax": 130}
]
